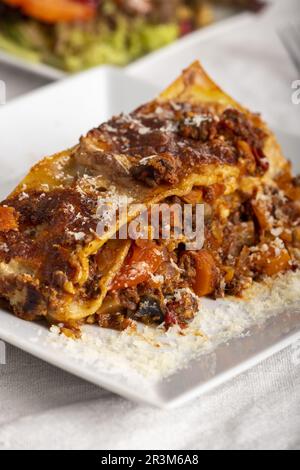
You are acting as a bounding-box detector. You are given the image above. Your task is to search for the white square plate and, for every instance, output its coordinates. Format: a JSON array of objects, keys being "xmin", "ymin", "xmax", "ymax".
[{"xmin": 0, "ymin": 67, "xmax": 300, "ymax": 409}]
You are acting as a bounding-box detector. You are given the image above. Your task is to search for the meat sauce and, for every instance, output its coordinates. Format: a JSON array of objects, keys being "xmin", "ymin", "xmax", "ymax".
[
  {"xmin": 96, "ymin": 174, "xmax": 300, "ymax": 330},
  {"xmin": 87, "ymin": 102, "xmax": 268, "ymax": 187}
]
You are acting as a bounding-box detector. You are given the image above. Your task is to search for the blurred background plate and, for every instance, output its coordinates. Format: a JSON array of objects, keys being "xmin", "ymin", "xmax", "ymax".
[{"xmin": 0, "ymin": 7, "xmax": 251, "ymax": 81}]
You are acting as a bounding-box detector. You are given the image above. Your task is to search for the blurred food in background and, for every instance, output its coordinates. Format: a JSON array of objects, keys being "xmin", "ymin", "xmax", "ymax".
[{"xmin": 0, "ymin": 0, "xmax": 264, "ymax": 72}]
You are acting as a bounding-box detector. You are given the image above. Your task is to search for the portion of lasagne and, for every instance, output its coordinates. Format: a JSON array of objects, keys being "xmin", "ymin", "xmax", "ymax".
[{"xmin": 0, "ymin": 62, "xmax": 299, "ymax": 334}]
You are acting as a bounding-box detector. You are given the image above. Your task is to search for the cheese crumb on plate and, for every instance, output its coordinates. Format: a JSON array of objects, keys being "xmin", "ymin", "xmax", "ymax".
[{"xmin": 47, "ymin": 270, "xmax": 300, "ymax": 381}]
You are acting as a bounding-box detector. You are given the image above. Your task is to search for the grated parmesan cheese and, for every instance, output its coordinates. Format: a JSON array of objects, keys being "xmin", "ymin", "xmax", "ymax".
[
  {"xmin": 0, "ymin": 242, "xmax": 9, "ymax": 252},
  {"xmin": 46, "ymin": 270, "xmax": 300, "ymax": 381},
  {"xmin": 73, "ymin": 232, "xmax": 86, "ymax": 241},
  {"xmin": 150, "ymin": 274, "xmax": 165, "ymax": 284},
  {"xmin": 18, "ymin": 192, "xmax": 29, "ymax": 201},
  {"xmin": 184, "ymin": 114, "xmax": 210, "ymax": 127}
]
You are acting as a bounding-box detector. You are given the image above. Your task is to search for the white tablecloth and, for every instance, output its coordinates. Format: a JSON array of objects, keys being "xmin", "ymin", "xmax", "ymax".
[{"xmin": 0, "ymin": 0, "xmax": 299, "ymax": 450}]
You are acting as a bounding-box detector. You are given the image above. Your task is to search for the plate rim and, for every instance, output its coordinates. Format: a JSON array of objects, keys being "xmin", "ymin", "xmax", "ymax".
[
  {"xmin": 0, "ymin": 306, "xmax": 299, "ymax": 410},
  {"xmin": 0, "ymin": 50, "xmax": 66, "ymax": 80}
]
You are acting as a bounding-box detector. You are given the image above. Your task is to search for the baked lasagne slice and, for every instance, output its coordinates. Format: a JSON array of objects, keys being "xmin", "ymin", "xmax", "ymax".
[{"xmin": 1, "ymin": 62, "xmax": 299, "ymax": 332}]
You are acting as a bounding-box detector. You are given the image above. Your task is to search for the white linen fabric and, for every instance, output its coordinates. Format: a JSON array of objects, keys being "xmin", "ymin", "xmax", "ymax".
[
  {"xmin": 0, "ymin": 344, "xmax": 299, "ymax": 450},
  {"xmin": 0, "ymin": 0, "xmax": 299, "ymax": 450}
]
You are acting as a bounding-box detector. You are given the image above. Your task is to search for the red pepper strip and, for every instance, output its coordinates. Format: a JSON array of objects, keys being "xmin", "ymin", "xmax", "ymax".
[
  {"xmin": 110, "ymin": 241, "xmax": 163, "ymax": 292},
  {"xmin": 3, "ymin": 0, "xmax": 97, "ymax": 23},
  {"xmin": 190, "ymin": 250, "xmax": 217, "ymax": 297}
]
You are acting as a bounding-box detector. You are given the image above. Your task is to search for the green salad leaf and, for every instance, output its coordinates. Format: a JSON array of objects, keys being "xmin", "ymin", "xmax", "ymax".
[{"xmin": 0, "ymin": 4, "xmax": 179, "ymax": 72}]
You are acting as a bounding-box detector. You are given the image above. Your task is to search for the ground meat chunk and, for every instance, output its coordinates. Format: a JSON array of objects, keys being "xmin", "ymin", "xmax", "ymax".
[
  {"xmin": 292, "ymin": 175, "xmax": 300, "ymax": 187},
  {"xmin": 118, "ymin": 287, "xmax": 141, "ymax": 312},
  {"xmin": 225, "ymin": 246, "xmax": 253, "ymax": 296},
  {"xmin": 179, "ymin": 252, "xmax": 197, "ymax": 283},
  {"xmin": 98, "ymin": 312, "xmax": 131, "ymax": 331},
  {"xmin": 222, "ymin": 220, "xmax": 256, "ymax": 260},
  {"xmin": 219, "ymin": 109, "xmax": 266, "ymax": 148},
  {"xmin": 178, "ymin": 115, "xmax": 218, "ymax": 142},
  {"xmin": 130, "ymin": 153, "xmax": 181, "ymax": 187},
  {"xmin": 218, "ymin": 109, "xmax": 268, "ymax": 173},
  {"xmin": 165, "ymin": 289, "xmax": 199, "ymax": 328}
]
